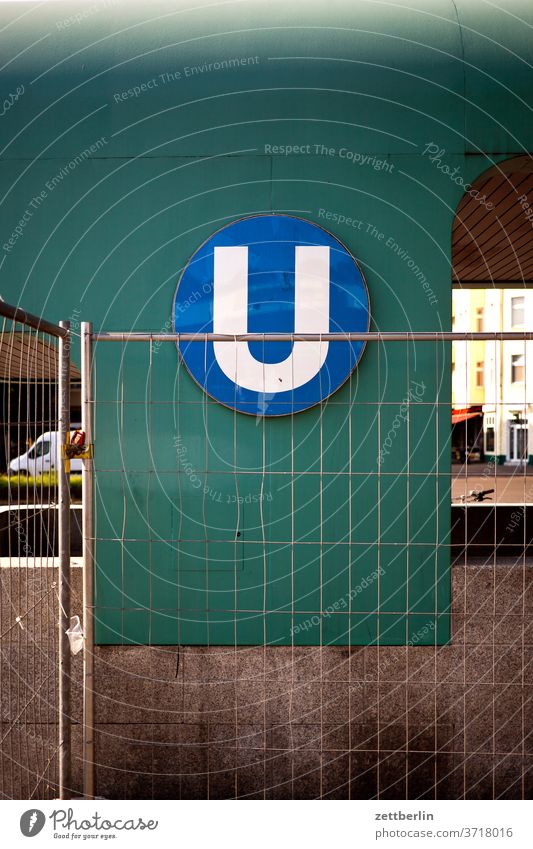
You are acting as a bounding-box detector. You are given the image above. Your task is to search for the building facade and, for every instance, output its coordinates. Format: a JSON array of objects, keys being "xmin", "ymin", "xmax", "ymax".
[{"xmin": 452, "ymin": 289, "xmax": 532, "ymax": 464}]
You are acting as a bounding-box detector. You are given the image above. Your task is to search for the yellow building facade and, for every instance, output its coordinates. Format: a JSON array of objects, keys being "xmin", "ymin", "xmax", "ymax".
[{"xmin": 452, "ymin": 290, "xmax": 532, "ymax": 464}]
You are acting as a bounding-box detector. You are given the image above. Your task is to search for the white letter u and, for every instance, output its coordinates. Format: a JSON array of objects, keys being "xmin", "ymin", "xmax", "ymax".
[{"xmin": 213, "ymin": 245, "xmax": 330, "ymax": 393}]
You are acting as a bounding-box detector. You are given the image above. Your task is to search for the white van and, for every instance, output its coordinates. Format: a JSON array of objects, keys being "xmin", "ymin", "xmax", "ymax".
[{"xmin": 9, "ymin": 431, "xmax": 83, "ymax": 476}]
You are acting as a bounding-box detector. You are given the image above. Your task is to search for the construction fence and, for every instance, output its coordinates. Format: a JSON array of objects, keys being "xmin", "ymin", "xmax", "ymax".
[{"xmin": 0, "ymin": 302, "xmax": 531, "ymax": 799}]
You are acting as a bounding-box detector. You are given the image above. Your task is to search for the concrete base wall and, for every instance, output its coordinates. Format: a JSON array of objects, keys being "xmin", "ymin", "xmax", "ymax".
[{"xmin": 2, "ymin": 564, "xmax": 532, "ymax": 799}]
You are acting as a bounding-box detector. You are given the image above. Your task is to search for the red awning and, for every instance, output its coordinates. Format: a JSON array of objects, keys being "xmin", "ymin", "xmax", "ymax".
[{"xmin": 452, "ymin": 409, "xmax": 482, "ymax": 425}]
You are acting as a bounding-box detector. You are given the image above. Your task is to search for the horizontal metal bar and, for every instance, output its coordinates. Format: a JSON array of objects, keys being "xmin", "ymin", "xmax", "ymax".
[
  {"xmin": 0, "ymin": 299, "xmax": 68, "ymax": 338},
  {"xmin": 92, "ymin": 331, "xmax": 533, "ymax": 342}
]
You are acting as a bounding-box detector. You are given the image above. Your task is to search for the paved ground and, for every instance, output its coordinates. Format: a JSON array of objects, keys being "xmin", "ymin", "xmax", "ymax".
[{"xmin": 452, "ymin": 463, "xmax": 533, "ymax": 503}]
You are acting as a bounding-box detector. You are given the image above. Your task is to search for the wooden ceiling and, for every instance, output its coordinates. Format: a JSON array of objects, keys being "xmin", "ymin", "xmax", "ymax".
[
  {"xmin": 452, "ymin": 156, "xmax": 533, "ymax": 283},
  {"xmin": 0, "ymin": 332, "xmax": 80, "ymax": 382}
]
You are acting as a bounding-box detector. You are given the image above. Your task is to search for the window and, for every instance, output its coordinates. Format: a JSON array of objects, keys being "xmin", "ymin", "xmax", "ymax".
[
  {"xmin": 511, "ymin": 296, "xmax": 524, "ymax": 327},
  {"xmin": 485, "ymin": 426, "xmax": 495, "ymax": 453},
  {"xmin": 27, "ymin": 440, "xmax": 50, "ymax": 459},
  {"xmin": 476, "ymin": 360, "xmax": 484, "ymax": 387},
  {"xmin": 511, "ymin": 353, "xmax": 525, "ymax": 383},
  {"xmin": 476, "ymin": 307, "xmax": 484, "ymax": 332}
]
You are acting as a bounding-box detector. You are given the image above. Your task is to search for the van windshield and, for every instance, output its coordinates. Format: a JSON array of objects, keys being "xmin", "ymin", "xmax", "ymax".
[{"xmin": 27, "ymin": 440, "xmax": 51, "ymax": 459}]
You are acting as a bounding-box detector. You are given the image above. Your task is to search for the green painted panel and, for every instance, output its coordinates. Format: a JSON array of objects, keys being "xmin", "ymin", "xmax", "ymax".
[
  {"xmin": 2, "ymin": 0, "xmax": 531, "ymax": 645},
  {"xmin": 90, "ymin": 330, "xmax": 451, "ymax": 644}
]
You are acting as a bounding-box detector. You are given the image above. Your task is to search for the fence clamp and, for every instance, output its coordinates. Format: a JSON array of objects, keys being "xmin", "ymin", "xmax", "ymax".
[
  {"xmin": 62, "ymin": 430, "xmax": 93, "ymax": 460},
  {"xmin": 62, "ymin": 444, "xmax": 93, "ymax": 460}
]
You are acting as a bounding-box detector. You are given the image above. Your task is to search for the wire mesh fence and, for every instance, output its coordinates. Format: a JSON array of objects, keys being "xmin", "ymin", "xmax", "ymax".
[
  {"xmin": 1, "ymin": 309, "xmax": 530, "ymax": 799},
  {"xmin": 81, "ymin": 329, "xmax": 532, "ymax": 800},
  {"xmin": 0, "ymin": 303, "xmax": 72, "ymax": 800}
]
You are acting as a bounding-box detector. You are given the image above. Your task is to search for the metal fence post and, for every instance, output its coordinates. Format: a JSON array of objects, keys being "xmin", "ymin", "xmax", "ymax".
[
  {"xmin": 81, "ymin": 322, "xmax": 95, "ymax": 799},
  {"xmin": 58, "ymin": 321, "xmax": 71, "ymax": 799}
]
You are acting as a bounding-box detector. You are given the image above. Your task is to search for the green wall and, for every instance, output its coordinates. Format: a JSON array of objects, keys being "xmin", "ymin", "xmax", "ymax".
[{"xmin": 1, "ymin": 1, "xmax": 532, "ymax": 644}]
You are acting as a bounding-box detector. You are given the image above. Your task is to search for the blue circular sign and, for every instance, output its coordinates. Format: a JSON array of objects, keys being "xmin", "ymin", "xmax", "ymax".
[{"xmin": 174, "ymin": 215, "xmax": 370, "ymax": 415}]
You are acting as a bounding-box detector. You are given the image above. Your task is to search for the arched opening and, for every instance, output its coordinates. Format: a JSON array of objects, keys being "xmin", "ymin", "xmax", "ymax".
[
  {"xmin": 451, "ymin": 155, "xmax": 532, "ymax": 492},
  {"xmin": 453, "ymin": 155, "xmax": 533, "ymax": 286}
]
